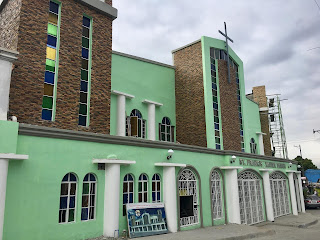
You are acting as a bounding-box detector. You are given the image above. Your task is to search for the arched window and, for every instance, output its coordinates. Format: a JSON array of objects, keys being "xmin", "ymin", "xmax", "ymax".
[
  {"xmin": 81, "ymin": 173, "xmax": 97, "ymax": 221},
  {"xmin": 250, "ymin": 138, "xmax": 257, "ymax": 154},
  {"xmin": 159, "ymin": 117, "xmax": 174, "ymax": 142},
  {"xmin": 126, "ymin": 109, "xmax": 146, "ymax": 138},
  {"xmin": 123, "ymin": 174, "xmax": 134, "ymax": 215},
  {"xmin": 138, "ymin": 174, "xmax": 148, "ymax": 202},
  {"xmin": 270, "ymin": 172, "xmax": 290, "ymax": 217},
  {"xmin": 152, "ymin": 174, "xmax": 161, "ymax": 202},
  {"xmin": 211, "ymin": 170, "xmax": 223, "ymax": 220},
  {"xmin": 59, "ymin": 173, "xmax": 77, "ymax": 223}
]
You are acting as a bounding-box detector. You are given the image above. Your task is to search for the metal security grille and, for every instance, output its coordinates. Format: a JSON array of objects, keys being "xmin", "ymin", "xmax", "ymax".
[
  {"xmin": 270, "ymin": 172, "xmax": 290, "ymax": 218},
  {"xmin": 211, "ymin": 170, "xmax": 223, "ymax": 220},
  {"xmin": 238, "ymin": 171, "xmax": 264, "ymax": 225},
  {"xmin": 178, "ymin": 169, "xmax": 199, "ymax": 227}
]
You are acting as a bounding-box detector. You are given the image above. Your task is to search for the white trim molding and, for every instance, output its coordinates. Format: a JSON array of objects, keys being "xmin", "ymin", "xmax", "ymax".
[
  {"xmin": 220, "ymin": 166, "xmax": 243, "ymax": 170},
  {"xmin": 259, "ymin": 107, "xmax": 268, "ymax": 112},
  {"xmin": 92, "ymin": 159, "xmax": 136, "ymax": 165},
  {"xmin": 154, "ymin": 162, "xmax": 186, "ymax": 167},
  {"xmin": 111, "ymin": 90, "xmax": 135, "ymax": 99},
  {"xmin": 142, "ymin": 99, "xmax": 163, "ymax": 106},
  {"xmin": 0, "ymin": 153, "xmax": 29, "ymax": 160},
  {"xmin": 0, "ymin": 47, "xmax": 18, "ymax": 62},
  {"xmin": 259, "ymin": 169, "xmax": 273, "ymax": 172}
]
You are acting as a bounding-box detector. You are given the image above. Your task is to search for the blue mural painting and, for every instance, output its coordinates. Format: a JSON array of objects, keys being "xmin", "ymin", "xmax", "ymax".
[{"xmin": 126, "ymin": 203, "xmax": 168, "ymax": 238}]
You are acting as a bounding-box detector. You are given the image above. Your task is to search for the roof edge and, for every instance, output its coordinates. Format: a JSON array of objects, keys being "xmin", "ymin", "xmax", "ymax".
[{"xmin": 171, "ymin": 39, "xmax": 201, "ymax": 54}]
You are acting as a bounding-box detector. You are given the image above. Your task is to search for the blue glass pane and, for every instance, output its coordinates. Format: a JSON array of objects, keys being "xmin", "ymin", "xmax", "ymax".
[
  {"xmin": 84, "ymin": 174, "xmax": 89, "ymax": 181},
  {"xmin": 143, "ymin": 175, "xmax": 147, "ymax": 180},
  {"xmin": 79, "ymin": 115, "xmax": 87, "ymax": 126},
  {"xmin": 157, "ymin": 192, "xmax": 160, "ymax": 201},
  {"xmin": 123, "ymin": 193, "xmax": 128, "ymax": 204},
  {"xmin": 60, "ymin": 197, "xmax": 67, "ymax": 209},
  {"xmin": 50, "ymin": 1, "xmax": 59, "ymax": 14},
  {"xmin": 213, "ymin": 103, "xmax": 218, "ymax": 110},
  {"xmin": 211, "ymin": 64, "xmax": 215, "ymax": 71},
  {"xmin": 128, "ymin": 174, "xmax": 133, "ymax": 181},
  {"xmin": 44, "ymin": 71, "xmax": 55, "ymax": 84},
  {"xmin": 240, "ymin": 130, "xmax": 244, "ymax": 136},
  {"xmin": 129, "ymin": 193, "xmax": 133, "ymax": 203},
  {"xmin": 81, "ymin": 208, "xmax": 88, "ymax": 220},
  {"xmin": 90, "ymin": 174, "xmax": 96, "ymax": 181},
  {"xmin": 139, "ymin": 175, "xmax": 142, "ymax": 180},
  {"xmin": 124, "ymin": 175, "xmax": 128, "ymax": 181},
  {"xmin": 47, "ymin": 35, "xmax": 57, "ymax": 48},
  {"xmin": 214, "ymin": 123, "xmax": 219, "ymax": 130},
  {"xmin": 62, "ymin": 174, "xmax": 68, "ymax": 182},
  {"xmin": 152, "ymin": 192, "xmax": 155, "ymax": 202},
  {"xmin": 69, "ymin": 196, "xmax": 75, "ymax": 208},
  {"xmin": 239, "ymin": 113, "xmax": 242, "ymax": 119},
  {"xmin": 156, "ymin": 174, "xmax": 160, "ymax": 180},
  {"xmin": 82, "ymin": 48, "xmax": 89, "ymax": 59},
  {"xmin": 212, "ymin": 83, "xmax": 217, "ymax": 90},
  {"xmin": 80, "ymin": 81, "xmax": 88, "ymax": 92},
  {"xmin": 216, "ymin": 144, "xmax": 221, "ymax": 150},
  {"xmin": 236, "ymin": 78, "xmax": 239, "ymax": 84},
  {"xmin": 70, "ymin": 174, "xmax": 76, "ymax": 181},
  {"xmin": 237, "ymin": 95, "xmax": 241, "ymax": 101},
  {"xmin": 83, "ymin": 17, "xmax": 90, "ymax": 27},
  {"xmin": 41, "ymin": 109, "xmax": 52, "ymax": 120}
]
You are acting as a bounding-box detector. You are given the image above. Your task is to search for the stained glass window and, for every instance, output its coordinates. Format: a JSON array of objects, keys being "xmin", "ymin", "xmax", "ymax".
[
  {"xmin": 123, "ymin": 174, "xmax": 134, "ymax": 216},
  {"xmin": 81, "ymin": 173, "xmax": 97, "ymax": 221},
  {"xmin": 78, "ymin": 16, "xmax": 92, "ymax": 126},
  {"xmin": 152, "ymin": 174, "xmax": 161, "ymax": 203},
  {"xmin": 42, "ymin": 1, "xmax": 60, "ymax": 121},
  {"xmin": 59, "ymin": 173, "xmax": 77, "ymax": 223}
]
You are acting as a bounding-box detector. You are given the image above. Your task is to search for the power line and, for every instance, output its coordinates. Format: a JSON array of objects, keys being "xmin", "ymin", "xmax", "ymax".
[{"xmin": 314, "ymin": 0, "xmax": 320, "ymax": 12}]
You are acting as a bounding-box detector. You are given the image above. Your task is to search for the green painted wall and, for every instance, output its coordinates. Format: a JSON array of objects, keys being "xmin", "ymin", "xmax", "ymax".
[
  {"xmin": 110, "ymin": 53, "xmax": 176, "ymax": 140},
  {"xmin": 0, "ymin": 120, "xmax": 18, "ymax": 153},
  {"xmin": 242, "ymin": 97, "xmax": 262, "ymax": 153}
]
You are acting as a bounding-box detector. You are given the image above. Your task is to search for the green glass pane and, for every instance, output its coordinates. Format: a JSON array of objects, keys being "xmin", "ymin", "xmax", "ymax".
[
  {"xmin": 48, "ymin": 23, "xmax": 57, "ymax": 37},
  {"xmin": 46, "ymin": 59, "xmax": 55, "ymax": 73},
  {"xmin": 144, "ymin": 182, "xmax": 147, "ymax": 190},
  {"xmin": 138, "ymin": 183, "xmax": 142, "ymax": 192},
  {"xmin": 82, "ymin": 37, "xmax": 89, "ymax": 48},
  {"xmin": 81, "ymin": 69, "xmax": 88, "ymax": 81},
  {"xmin": 213, "ymin": 96, "xmax": 218, "ymax": 103},
  {"xmin": 214, "ymin": 116, "xmax": 219, "ymax": 123},
  {"xmin": 215, "ymin": 137, "xmax": 220, "ymax": 144},
  {"xmin": 83, "ymin": 183, "xmax": 89, "ymax": 194},
  {"xmin": 68, "ymin": 209, "xmax": 74, "ymax": 222},
  {"xmin": 79, "ymin": 104, "xmax": 87, "ymax": 115},
  {"xmin": 42, "ymin": 96, "xmax": 53, "ymax": 109}
]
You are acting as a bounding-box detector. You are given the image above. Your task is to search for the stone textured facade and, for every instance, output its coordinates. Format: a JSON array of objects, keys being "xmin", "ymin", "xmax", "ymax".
[
  {"xmin": 0, "ymin": 0, "xmax": 22, "ymax": 51},
  {"xmin": 173, "ymin": 42, "xmax": 207, "ymax": 147},
  {"xmin": 218, "ymin": 60, "xmax": 241, "ymax": 151},
  {"xmin": 252, "ymin": 86, "xmax": 272, "ymax": 156},
  {"xmin": 7, "ymin": 0, "xmax": 113, "ymax": 134}
]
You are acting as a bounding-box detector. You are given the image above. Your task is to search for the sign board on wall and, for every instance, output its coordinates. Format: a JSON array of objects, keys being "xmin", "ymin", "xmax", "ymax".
[{"xmin": 126, "ymin": 202, "xmax": 168, "ymax": 238}]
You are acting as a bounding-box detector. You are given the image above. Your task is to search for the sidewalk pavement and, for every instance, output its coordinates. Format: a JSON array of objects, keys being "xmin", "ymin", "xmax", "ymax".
[{"xmin": 89, "ymin": 212, "xmax": 318, "ymax": 240}]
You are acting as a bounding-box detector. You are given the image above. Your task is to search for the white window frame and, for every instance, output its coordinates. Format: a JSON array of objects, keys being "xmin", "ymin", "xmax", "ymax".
[
  {"xmin": 81, "ymin": 173, "xmax": 97, "ymax": 221},
  {"xmin": 59, "ymin": 173, "xmax": 77, "ymax": 224},
  {"xmin": 138, "ymin": 174, "xmax": 148, "ymax": 203},
  {"xmin": 123, "ymin": 174, "xmax": 134, "ymax": 215},
  {"xmin": 152, "ymin": 174, "xmax": 161, "ymax": 203},
  {"xmin": 126, "ymin": 109, "xmax": 146, "ymax": 138},
  {"xmin": 159, "ymin": 117, "xmax": 174, "ymax": 142}
]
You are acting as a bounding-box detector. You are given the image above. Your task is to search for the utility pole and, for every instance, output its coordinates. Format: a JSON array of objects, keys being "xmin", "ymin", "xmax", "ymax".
[
  {"xmin": 313, "ymin": 129, "xmax": 320, "ymax": 134},
  {"xmin": 294, "ymin": 145, "xmax": 302, "ymax": 158}
]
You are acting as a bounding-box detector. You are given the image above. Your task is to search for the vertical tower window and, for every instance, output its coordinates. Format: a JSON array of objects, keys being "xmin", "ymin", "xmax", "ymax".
[
  {"xmin": 79, "ymin": 16, "xmax": 92, "ymax": 126},
  {"xmin": 235, "ymin": 66, "xmax": 245, "ymax": 151},
  {"xmin": 210, "ymin": 48, "xmax": 221, "ymax": 149},
  {"xmin": 152, "ymin": 174, "xmax": 161, "ymax": 203},
  {"xmin": 123, "ymin": 174, "xmax": 134, "ymax": 215},
  {"xmin": 81, "ymin": 173, "xmax": 97, "ymax": 221},
  {"xmin": 159, "ymin": 117, "xmax": 174, "ymax": 142},
  {"xmin": 42, "ymin": 1, "xmax": 61, "ymax": 121},
  {"xmin": 138, "ymin": 174, "xmax": 148, "ymax": 203},
  {"xmin": 250, "ymin": 138, "xmax": 257, "ymax": 154},
  {"xmin": 59, "ymin": 173, "xmax": 77, "ymax": 223}
]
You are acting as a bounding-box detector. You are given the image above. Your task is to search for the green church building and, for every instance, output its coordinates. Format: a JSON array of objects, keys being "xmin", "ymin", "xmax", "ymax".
[{"xmin": 0, "ymin": 0, "xmax": 305, "ymax": 239}]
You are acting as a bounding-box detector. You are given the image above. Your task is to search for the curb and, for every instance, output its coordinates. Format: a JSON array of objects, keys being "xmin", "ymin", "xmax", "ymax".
[
  {"xmin": 218, "ymin": 229, "xmax": 276, "ymax": 240},
  {"xmin": 298, "ymin": 219, "xmax": 318, "ymax": 228},
  {"xmin": 268, "ymin": 219, "xmax": 318, "ymax": 229}
]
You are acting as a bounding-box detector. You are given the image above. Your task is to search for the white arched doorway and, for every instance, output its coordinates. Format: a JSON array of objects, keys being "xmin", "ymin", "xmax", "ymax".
[
  {"xmin": 270, "ymin": 172, "xmax": 290, "ymax": 218},
  {"xmin": 238, "ymin": 170, "xmax": 264, "ymax": 225}
]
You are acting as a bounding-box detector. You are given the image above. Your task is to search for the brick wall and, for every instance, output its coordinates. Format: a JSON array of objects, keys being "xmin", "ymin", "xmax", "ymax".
[
  {"xmin": 8, "ymin": 0, "xmax": 113, "ymax": 134},
  {"xmin": 252, "ymin": 86, "xmax": 268, "ymax": 108},
  {"xmin": 173, "ymin": 42, "xmax": 207, "ymax": 147},
  {"xmin": 218, "ymin": 60, "xmax": 242, "ymax": 151},
  {"xmin": 0, "ymin": 0, "xmax": 22, "ymax": 51}
]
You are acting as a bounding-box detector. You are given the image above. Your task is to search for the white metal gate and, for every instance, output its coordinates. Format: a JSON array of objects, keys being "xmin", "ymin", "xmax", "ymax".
[
  {"xmin": 270, "ymin": 172, "xmax": 290, "ymax": 218},
  {"xmin": 211, "ymin": 170, "xmax": 223, "ymax": 220},
  {"xmin": 178, "ymin": 169, "xmax": 199, "ymax": 227},
  {"xmin": 238, "ymin": 171, "xmax": 264, "ymax": 225}
]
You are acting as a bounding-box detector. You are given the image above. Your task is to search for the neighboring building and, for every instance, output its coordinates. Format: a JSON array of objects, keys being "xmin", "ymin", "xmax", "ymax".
[
  {"xmin": 305, "ymin": 169, "xmax": 320, "ymax": 183},
  {"xmin": 0, "ymin": 1, "xmax": 305, "ymax": 240}
]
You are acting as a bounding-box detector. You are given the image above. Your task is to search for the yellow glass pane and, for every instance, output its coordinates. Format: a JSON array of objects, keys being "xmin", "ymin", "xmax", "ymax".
[
  {"xmin": 48, "ymin": 13, "xmax": 58, "ymax": 25},
  {"xmin": 46, "ymin": 47, "xmax": 56, "ymax": 60}
]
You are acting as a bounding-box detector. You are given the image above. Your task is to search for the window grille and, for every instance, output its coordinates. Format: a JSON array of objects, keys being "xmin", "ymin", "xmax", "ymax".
[
  {"xmin": 123, "ymin": 174, "xmax": 134, "ymax": 215},
  {"xmin": 178, "ymin": 169, "xmax": 199, "ymax": 227},
  {"xmin": 152, "ymin": 174, "xmax": 161, "ymax": 202},
  {"xmin": 42, "ymin": 1, "xmax": 61, "ymax": 121},
  {"xmin": 59, "ymin": 173, "xmax": 77, "ymax": 223},
  {"xmin": 81, "ymin": 173, "xmax": 97, "ymax": 221},
  {"xmin": 138, "ymin": 174, "xmax": 148, "ymax": 203},
  {"xmin": 159, "ymin": 117, "xmax": 174, "ymax": 142},
  {"xmin": 211, "ymin": 170, "xmax": 223, "ymax": 220},
  {"xmin": 238, "ymin": 171, "xmax": 264, "ymax": 225},
  {"xmin": 270, "ymin": 172, "xmax": 290, "ymax": 218}
]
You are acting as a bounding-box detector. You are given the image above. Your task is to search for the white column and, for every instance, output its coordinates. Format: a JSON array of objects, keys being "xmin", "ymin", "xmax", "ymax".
[
  {"xmin": 221, "ymin": 167, "xmax": 242, "ymax": 224},
  {"xmin": 0, "ymin": 159, "xmax": 9, "ymax": 240},
  {"xmin": 104, "ymin": 164, "xmax": 120, "ymax": 237},
  {"xmin": 163, "ymin": 166, "xmax": 178, "ymax": 232},
  {"xmin": 117, "ymin": 95, "xmax": 126, "ymax": 137},
  {"xmin": 256, "ymin": 132, "xmax": 266, "ymax": 155},
  {"xmin": 147, "ymin": 103, "xmax": 156, "ymax": 141},
  {"xmin": 287, "ymin": 172, "xmax": 298, "ymax": 215},
  {"xmin": 296, "ymin": 172, "xmax": 305, "ymax": 213},
  {"xmin": 260, "ymin": 170, "xmax": 274, "ymax": 221}
]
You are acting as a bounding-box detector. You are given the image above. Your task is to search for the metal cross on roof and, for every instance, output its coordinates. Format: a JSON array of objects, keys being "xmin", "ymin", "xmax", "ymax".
[{"xmin": 219, "ymin": 22, "xmax": 234, "ymax": 84}]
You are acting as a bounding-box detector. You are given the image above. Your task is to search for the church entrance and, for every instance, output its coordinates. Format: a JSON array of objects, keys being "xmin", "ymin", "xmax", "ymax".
[
  {"xmin": 178, "ymin": 169, "xmax": 199, "ymax": 227},
  {"xmin": 270, "ymin": 172, "xmax": 290, "ymax": 218},
  {"xmin": 238, "ymin": 170, "xmax": 264, "ymax": 225}
]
